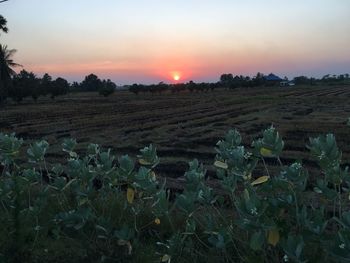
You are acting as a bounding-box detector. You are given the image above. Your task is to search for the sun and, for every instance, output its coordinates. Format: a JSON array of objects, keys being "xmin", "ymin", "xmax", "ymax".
[{"xmin": 173, "ymin": 74, "xmax": 180, "ymax": 81}]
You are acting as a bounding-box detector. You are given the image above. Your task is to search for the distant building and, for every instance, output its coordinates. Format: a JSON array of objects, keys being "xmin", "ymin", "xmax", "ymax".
[
  {"xmin": 280, "ymin": 81, "xmax": 295, "ymax": 87},
  {"xmin": 264, "ymin": 73, "xmax": 283, "ymax": 86},
  {"xmin": 265, "ymin": 73, "xmax": 283, "ymax": 82}
]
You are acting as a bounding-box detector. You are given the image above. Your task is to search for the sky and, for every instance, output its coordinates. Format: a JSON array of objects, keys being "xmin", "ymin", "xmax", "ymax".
[{"xmin": 1, "ymin": 0, "xmax": 350, "ymax": 84}]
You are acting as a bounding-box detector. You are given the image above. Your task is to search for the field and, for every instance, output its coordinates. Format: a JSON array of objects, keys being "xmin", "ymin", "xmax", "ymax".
[{"xmin": 1, "ymin": 85, "xmax": 350, "ymax": 186}]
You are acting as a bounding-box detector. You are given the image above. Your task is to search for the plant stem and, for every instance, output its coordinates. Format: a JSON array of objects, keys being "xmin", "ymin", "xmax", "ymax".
[
  {"xmin": 166, "ymin": 212, "xmax": 176, "ymax": 233},
  {"xmin": 277, "ymin": 156, "xmax": 284, "ymax": 167},
  {"xmin": 338, "ymin": 184, "xmax": 342, "ymax": 218},
  {"xmin": 293, "ymin": 191, "xmax": 300, "ymax": 226},
  {"xmin": 261, "ymin": 157, "xmax": 270, "ymax": 177}
]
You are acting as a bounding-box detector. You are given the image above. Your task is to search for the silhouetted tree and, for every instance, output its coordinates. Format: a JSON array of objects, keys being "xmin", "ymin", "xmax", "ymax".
[
  {"xmin": 252, "ymin": 72, "xmax": 265, "ymax": 87},
  {"xmin": 50, "ymin": 77, "xmax": 69, "ymax": 99},
  {"xmin": 99, "ymin": 79, "xmax": 116, "ymax": 97},
  {"xmin": 220, "ymin": 73, "xmax": 234, "ymax": 88},
  {"xmin": 294, "ymin": 76, "xmax": 310, "ymax": 85},
  {"xmin": 28, "ymin": 73, "xmax": 40, "ymax": 101},
  {"xmin": 0, "ymin": 44, "xmax": 21, "ymax": 102},
  {"xmin": 80, "ymin": 73, "xmax": 102, "ymax": 92},
  {"xmin": 39, "ymin": 73, "xmax": 52, "ymax": 96},
  {"xmin": 71, "ymin": 81, "xmax": 80, "ymax": 92},
  {"xmin": 209, "ymin": 82, "xmax": 217, "ymax": 91},
  {"xmin": 129, "ymin": 84, "xmax": 140, "ymax": 95},
  {"xmin": 10, "ymin": 70, "xmax": 35, "ymax": 102},
  {"xmin": 186, "ymin": 80, "xmax": 195, "ymax": 93}
]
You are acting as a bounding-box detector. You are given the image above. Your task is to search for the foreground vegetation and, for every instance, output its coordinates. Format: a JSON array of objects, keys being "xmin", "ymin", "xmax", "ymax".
[{"xmin": 1, "ymin": 124, "xmax": 349, "ymax": 262}]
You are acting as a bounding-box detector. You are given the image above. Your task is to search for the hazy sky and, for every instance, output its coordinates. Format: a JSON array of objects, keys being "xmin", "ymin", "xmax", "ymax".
[{"xmin": 1, "ymin": 0, "xmax": 350, "ymax": 84}]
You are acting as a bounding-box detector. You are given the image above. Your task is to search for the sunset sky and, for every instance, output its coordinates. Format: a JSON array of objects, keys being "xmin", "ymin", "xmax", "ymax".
[{"xmin": 1, "ymin": 0, "xmax": 350, "ymax": 84}]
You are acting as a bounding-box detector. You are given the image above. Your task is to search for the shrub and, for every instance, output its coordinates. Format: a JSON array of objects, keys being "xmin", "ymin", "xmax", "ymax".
[{"xmin": 0, "ymin": 125, "xmax": 349, "ymax": 262}]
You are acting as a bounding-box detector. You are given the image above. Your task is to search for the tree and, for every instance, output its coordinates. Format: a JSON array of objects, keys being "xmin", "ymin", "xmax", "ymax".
[
  {"xmin": 293, "ymin": 76, "xmax": 310, "ymax": 85},
  {"xmin": 51, "ymin": 77, "xmax": 69, "ymax": 99},
  {"xmin": 0, "ymin": 15, "xmax": 8, "ymax": 35},
  {"xmin": 129, "ymin": 84, "xmax": 140, "ymax": 95},
  {"xmin": 10, "ymin": 70, "xmax": 38, "ymax": 102},
  {"xmin": 40, "ymin": 73, "xmax": 52, "ymax": 96},
  {"xmin": 80, "ymin": 73, "xmax": 102, "ymax": 92},
  {"xmin": 99, "ymin": 79, "xmax": 116, "ymax": 97},
  {"xmin": 0, "ymin": 44, "xmax": 21, "ymax": 102},
  {"xmin": 252, "ymin": 72, "xmax": 266, "ymax": 87},
  {"xmin": 71, "ymin": 81, "xmax": 80, "ymax": 92},
  {"xmin": 220, "ymin": 73, "xmax": 234, "ymax": 85}
]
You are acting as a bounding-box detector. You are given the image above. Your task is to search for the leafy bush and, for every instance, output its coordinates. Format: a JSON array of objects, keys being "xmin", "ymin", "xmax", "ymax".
[{"xmin": 0, "ymin": 125, "xmax": 349, "ymax": 262}]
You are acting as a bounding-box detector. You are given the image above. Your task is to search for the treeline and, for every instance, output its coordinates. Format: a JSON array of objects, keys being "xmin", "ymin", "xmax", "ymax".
[
  {"xmin": 129, "ymin": 81, "xmax": 219, "ymax": 95},
  {"xmin": 4, "ymin": 71, "xmax": 117, "ymax": 103},
  {"xmin": 1, "ymin": 11, "xmax": 118, "ymax": 104},
  {"xmin": 294, "ymin": 74, "xmax": 350, "ymax": 85},
  {"xmin": 128, "ymin": 72, "xmax": 277, "ymax": 95},
  {"xmin": 219, "ymin": 72, "xmax": 268, "ymax": 88},
  {"xmin": 71, "ymin": 73, "xmax": 117, "ymax": 96},
  {"xmin": 128, "ymin": 72, "xmax": 350, "ymax": 95},
  {"xmin": 220, "ymin": 72, "xmax": 350, "ymax": 88}
]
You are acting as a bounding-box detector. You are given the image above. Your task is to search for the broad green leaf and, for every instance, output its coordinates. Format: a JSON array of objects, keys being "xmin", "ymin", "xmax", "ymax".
[{"xmin": 250, "ymin": 231, "xmax": 264, "ymax": 251}]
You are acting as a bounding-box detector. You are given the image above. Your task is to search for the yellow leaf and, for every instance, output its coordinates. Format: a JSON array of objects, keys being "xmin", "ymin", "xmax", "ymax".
[
  {"xmin": 214, "ymin": 160, "xmax": 228, "ymax": 169},
  {"xmin": 127, "ymin": 188, "xmax": 135, "ymax": 204},
  {"xmin": 154, "ymin": 218, "xmax": 161, "ymax": 225},
  {"xmin": 251, "ymin": 176, "xmax": 270, "ymax": 186},
  {"xmin": 260, "ymin": 147, "xmax": 273, "ymax": 157},
  {"xmin": 268, "ymin": 229, "xmax": 280, "ymax": 246},
  {"xmin": 139, "ymin": 159, "xmax": 151, "ymax": 165},
  {"xmin": 161, "ymin": 254, "xmax": 171, "ymax": 262}
]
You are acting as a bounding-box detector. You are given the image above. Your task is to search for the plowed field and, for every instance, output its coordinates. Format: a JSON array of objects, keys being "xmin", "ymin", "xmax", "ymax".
[{"xmin": 1, "ymin": 85, "xmax": 350, "ymax": 183}]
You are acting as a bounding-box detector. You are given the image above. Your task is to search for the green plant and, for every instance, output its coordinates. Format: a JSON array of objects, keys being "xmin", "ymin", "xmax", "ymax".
[{"xmin": 0, "ymin": 123, "xmax": 349, "ymax": 262}]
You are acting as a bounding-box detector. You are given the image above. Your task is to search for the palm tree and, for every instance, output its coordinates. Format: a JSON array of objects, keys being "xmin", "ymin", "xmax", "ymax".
[
  {"xmin": 0, "ymin": 44, "xmax": 21, "ymax": 102},
  {"xmin": 0, "ymin": 15, "xmax": 8, "ymax": 35}
]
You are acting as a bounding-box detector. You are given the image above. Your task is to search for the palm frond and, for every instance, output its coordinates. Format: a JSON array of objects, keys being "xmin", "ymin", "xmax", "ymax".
[
  {"xmin": 0, "ymin": 14, "xmax": 8, "ymax": 34},
  {"xmin": 0, "ymin": 44, "xmax": 22, "ymax": 80}
]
